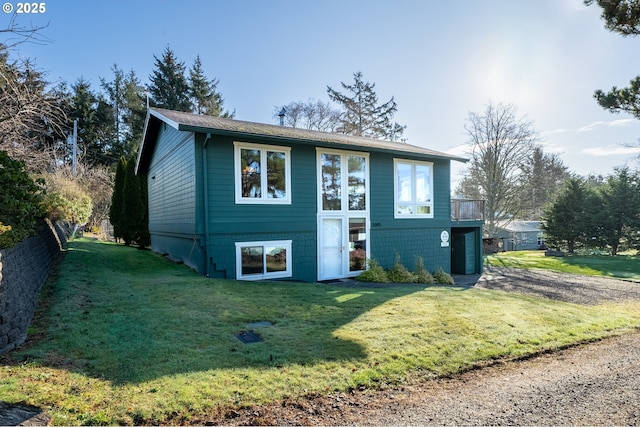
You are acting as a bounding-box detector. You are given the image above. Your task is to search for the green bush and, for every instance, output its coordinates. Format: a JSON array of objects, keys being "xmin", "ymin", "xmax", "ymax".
[
  {"xmin": 41, "ymin": 174, "xmax": 93, "ymax": 226},
  {"xmin": 0, "ymin": 151, "xmax": 44, "ymax": 248},
  {"xmin": 433, "ymin": 267, "xmax": 455, "ymax": 285},
  {"xmin": 414, "ymin": 256, "xmax": 435, "ymax": 284},
  {"xmin": 355, "ymin": 257, "xmax": 455, "ymax": 286},
  {"xmin": 356, "ymin": 259, "xmax": 388, "ymax": 282},
  {"xmin": 386, "ymin": 255, "xmax": 416, "ymax": 283}
]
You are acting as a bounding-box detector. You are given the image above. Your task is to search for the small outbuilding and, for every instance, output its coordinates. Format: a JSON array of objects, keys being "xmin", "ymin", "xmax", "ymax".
[
  {"xmin": 136, "ymin": 108, "xmax": 484, "ymax": 281},
  {"xmin": 494, "ymin": 220, "xmax": 545, "ymax": 251}
]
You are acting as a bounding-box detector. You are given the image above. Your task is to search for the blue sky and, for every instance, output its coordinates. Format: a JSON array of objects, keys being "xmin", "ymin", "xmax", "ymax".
[{"xmin": 4, "ymin": 0, "xmax": 640, "ymax": 185}]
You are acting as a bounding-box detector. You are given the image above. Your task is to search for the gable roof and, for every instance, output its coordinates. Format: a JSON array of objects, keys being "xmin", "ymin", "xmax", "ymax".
[
  {"xmin": 137, "ymin": 107, "xmax": 467, "ymax": 174},
  {"xmin": 495, "ymin": 220, "xmax": 542, "ymax": 233}
]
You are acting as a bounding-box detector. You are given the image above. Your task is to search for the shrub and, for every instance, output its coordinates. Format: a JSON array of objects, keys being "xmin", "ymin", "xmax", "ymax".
[
  {"xmin": 41, "ymin": 174, "xmax": 93, "ymax": 226},
  {"xmin": 0, "ymin": 151, "xmax": 44, "ymax": 248},
  {"xmin": 386, "ymin": 255, "xmax": 416, "ymax": 283},
  {"xmin": 433, "ymin": 267, "xmax": 455, "ymax": 285},
  {"xmin": 413, "ymin": 256, "xmax": 435, "ymax": 284},
  {"xmin": 356, "ymin": 259, "xmax": 388, "ymax": 283}
]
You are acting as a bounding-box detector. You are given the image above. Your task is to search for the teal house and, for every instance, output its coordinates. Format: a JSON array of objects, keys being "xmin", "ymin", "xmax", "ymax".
[{"xmin": 136, "ymin": 108, "xmax": 483, "ymax": 282}]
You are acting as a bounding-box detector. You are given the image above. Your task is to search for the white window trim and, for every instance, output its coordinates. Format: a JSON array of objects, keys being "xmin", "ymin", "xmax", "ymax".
[
  {"xmin": 393, "ymin": 159, "xmax": 434, "ymax": 219},
  {"xmin": 316, "ymin": 148, "xmax": 370, "ymax": 213},
  {"xmin": 235, "ymin": 240, "xmax": 292, "ymax": 280},
  {"xmin": 234, "ymin": 141, "xmax": 291, "ymax": 204}
]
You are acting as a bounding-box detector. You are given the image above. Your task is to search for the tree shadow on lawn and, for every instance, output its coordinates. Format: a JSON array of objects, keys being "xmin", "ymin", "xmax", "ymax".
[{"xmin": 11, "ymin": 239, "xmax": 453, "ymax": 385}]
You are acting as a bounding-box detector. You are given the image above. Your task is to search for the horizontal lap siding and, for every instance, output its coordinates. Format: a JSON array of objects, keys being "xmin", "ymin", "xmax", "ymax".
[
  {"xmin": 147, "ymin": 126, "xmax": 204, "ymax": 271},
  {"xmin": 369, "ymin": 153, "xmax": 453, "ymax": 273},
  {"xmin": 205, "ymin": 136, "xmax": 317, "ymax": 280}
]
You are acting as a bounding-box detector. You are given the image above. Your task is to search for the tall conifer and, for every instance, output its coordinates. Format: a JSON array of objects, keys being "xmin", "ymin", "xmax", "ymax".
[
  {"xmin": 147, "ymin": 46, "xmax": 191, "ymax": 111},
  {"xmin": 109, "ymin": 156, "xmax": 126, "ymax": 242}
]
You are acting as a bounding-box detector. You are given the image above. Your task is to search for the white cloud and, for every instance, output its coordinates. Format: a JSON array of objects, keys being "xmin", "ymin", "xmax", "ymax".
[
  {"xmin": 578, "ymin": 119, "xmax": 637, "ymax": 132},
  {"xmin": 582, "ymin": 145, "xmax": 640, "ymax": 157},
  {"xmin": 445, "ymin": 143, "xmax": 472, "ymax": 158},
  {"xmin": 539, "ymin": 141, "xmax": 567, "ymax": 154},
  {"xmin": 543, "ymin": 128, "xmax": 569, "ymax": 135}
]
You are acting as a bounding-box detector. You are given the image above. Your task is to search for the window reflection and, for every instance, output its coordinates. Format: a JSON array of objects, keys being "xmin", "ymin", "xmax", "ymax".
[{"xmin": 349, "ymin": 218, "xmax": 366, "ymax": 272}]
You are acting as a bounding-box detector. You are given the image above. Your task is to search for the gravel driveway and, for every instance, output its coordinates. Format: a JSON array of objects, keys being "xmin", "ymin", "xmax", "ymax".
[{"xmin": 474, "ymin": 266, "xmax": 640, "ymax": 305}]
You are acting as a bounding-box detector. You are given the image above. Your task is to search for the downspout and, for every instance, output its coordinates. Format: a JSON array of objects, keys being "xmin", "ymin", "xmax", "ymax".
[{"xmin": 202, "ymin": 133, "xmax": 212, "ymax": 276}]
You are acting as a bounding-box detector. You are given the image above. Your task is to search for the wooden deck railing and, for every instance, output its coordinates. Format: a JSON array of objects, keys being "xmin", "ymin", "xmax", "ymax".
[{"xmin": 451, "ymin": 199, "xmax": 485, "ymax": 221}]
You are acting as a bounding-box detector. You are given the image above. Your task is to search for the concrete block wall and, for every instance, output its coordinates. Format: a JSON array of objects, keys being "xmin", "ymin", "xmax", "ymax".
[{"xmin": 0, "ymin": 220, "xmax": 70, "ymax": 354}]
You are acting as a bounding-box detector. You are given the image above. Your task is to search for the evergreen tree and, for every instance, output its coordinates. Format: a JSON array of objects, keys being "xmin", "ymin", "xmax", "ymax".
[
  {"xmin": 109, "ymin": 156, "xmax": 149, "ymax": 247},
  {"xmin": 122, "ymin": 70, "xmax": 147, "ymax": 156},
  {"xmin": 101, "ymin": 66, "xmax": 147, "ymax": 160},
  {"xmin": 586, "ymin": 0, "xmax": 640, "ymax": 36},
  {"xmin": 69, "ymin": 78, "xmax": 117, "ymax": 166},
  {"xmin": 518, "ymin": 147, "xmax": 570, "ymax": 220},
  {"xmin": 136, "ymin": 171, "xmax": 151, "ymax": 248},
  {"xmin": 189, "ymin": 55, "xmax": 234, "ymax": 118},
  {"xmin": 327, "ymin": 71, "xmax": 406, "ymax": 141},
  {"xmin": 587, "ymin": 0, "xmax": 640, "ymax": 161},
  {"xmin": 121, "ymin": 157, "xmax": 144, "ymax": 246},
  {"xmin": 147, "ymin": 46, "xmax": 191, "ymax": 111},
  {"xmin": 100, "ymin": 65, "xmax": 126, "ymax": 145},
  {"xmin": 109, "ymin": 156, "xmax": 126, "ymax": 242},
  {"xmin": 542, "ymin": 177, "xmax": 591, "ymax": 253},
  {"xmin": 0, "ymin": 151, "xmax": 44, "ymax": 247},
  {"xmin": 596, "ymin": 167, "xmax": 640, "ymax": 255}
]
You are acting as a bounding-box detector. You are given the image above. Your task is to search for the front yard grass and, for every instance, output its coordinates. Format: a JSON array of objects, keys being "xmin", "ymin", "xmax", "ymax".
[
  {"xmin": 1, "ymin": 239, "xmax": 640, "ymax": 425},
  {"xmin": 486, "ymin": 250, "xmax": 640, "ymax": 281}
]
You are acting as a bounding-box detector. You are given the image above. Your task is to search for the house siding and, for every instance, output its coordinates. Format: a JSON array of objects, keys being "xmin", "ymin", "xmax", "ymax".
[
  {"xmin": 147, "ymin": 125, "xmax": 205, "ymax": 271},
  {"xmin": 368, "ymin": 152, "xmax": 453, "ymax": 273},
  {"xmin": 197, "ymin": 136, "xmax": 460, "ymax": 279},
  {"xmin": 203, "ymin": 135, "xmax": 318, "ymax": 280},
  {"xmin": 139, "ymin": 109, "xmax": 483, "ymax": 281}
]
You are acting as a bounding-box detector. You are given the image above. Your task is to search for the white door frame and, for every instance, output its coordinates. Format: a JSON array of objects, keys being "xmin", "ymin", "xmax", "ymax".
[{"xmin": 316, "ymin": 149, "xmax": 370, "ymax": 281}]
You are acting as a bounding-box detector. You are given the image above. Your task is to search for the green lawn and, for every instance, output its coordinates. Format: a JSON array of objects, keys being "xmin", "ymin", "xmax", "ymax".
[
  {"xmin": 486, "ymin": 250, "xmax": 640, "ymax": 281},
  {"xmin": 1, "ymin": 239, "xmax": 639, "ymax": 425}
]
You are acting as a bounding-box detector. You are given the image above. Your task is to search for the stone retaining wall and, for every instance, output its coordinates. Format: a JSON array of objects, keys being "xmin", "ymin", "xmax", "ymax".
[{"xmin": 0, "ymin": 220, "xmax": 70, "ymax": 354}]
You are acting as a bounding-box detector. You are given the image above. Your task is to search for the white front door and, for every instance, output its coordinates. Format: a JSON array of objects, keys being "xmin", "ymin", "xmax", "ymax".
[
  {"xmin": 319, "ymin": 217, "xmax": 344, "ymax": 280},
  {"xmin": 317, "ymin": 149, "xmax": 370, "ymax": 281}
]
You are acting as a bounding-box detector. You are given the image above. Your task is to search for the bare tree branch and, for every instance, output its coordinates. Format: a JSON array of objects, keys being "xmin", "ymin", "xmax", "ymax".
[{"xmin": 1, "ymin": 14, "xmax": 51, "ymax": 48}]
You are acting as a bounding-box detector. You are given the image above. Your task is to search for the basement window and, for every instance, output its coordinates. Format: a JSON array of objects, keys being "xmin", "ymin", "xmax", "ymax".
[{"xmin": 235, "ymin": 240, "xmax": 292, "ymax": 280}]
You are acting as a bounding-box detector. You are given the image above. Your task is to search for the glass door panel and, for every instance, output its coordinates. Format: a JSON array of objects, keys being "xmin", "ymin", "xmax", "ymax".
[
  {"xmin": 349, "ymin": 218, "xmax": 367, "ymax": 272},
  {"xmin": 321, "ymin": 153, "xmax": 341, "ymax": 210}
]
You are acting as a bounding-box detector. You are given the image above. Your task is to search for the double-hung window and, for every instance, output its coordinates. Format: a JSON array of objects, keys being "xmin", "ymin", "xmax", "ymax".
[
  {"xmin": 394, "ymin": 159, "xmax": 434, "ymax": 218},
  {"xmin": 234, "ymin": 142, "xmax": 291, "ymax": 204}
]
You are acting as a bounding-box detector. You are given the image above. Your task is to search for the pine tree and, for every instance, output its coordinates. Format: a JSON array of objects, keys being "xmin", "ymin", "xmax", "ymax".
[
  {"xmin": 147, "ymin": 46, "xmax": 191, "ymax": 112},
  {"xmin": 327, "ymin": 71, "xmax": 406, "ymax": 141},
  {"xmin": 188, "ymin": 55, "xmax": 234, "ymax": 118}
]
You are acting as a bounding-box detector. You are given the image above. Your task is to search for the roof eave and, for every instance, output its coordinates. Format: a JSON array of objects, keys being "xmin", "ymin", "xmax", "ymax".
[{"xmin": 178, "ymin": 123, "xmax": 468, "ymax": 163}]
